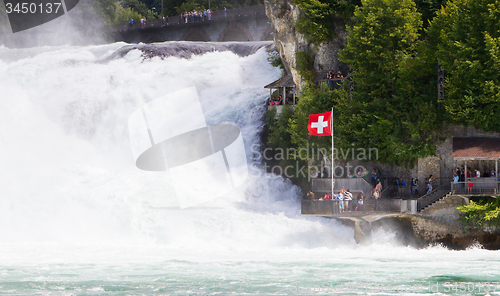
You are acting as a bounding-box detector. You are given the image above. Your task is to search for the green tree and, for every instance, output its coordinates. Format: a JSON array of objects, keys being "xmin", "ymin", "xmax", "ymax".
[
  {"xmin": 122, "ymin": 0, "xmax": 157, "ymax": 18},
  {"xmin": 414, "ymin": 0, "xmax": 447, "ymax": 29},
  {"xmin": 427, "ymin": 0, "xmax": 500, "ymax": 131},
  {"xmin": 338, "ymin": 0, "xmax": 439, "ymax": 166},
  {"xmin": 458, "ymin": 196, "xmax": 500, "ymax": 230},
  {"xmin": 113, "ymin": 5, "xmax": 145, "ymax": 24},
  {"xmin": 268, "ymin": 106, "xmax": 294, "ymax": 149},
  {"xmin": 293, "ymin": 0, "xmax": 360, "ymax": 44}
]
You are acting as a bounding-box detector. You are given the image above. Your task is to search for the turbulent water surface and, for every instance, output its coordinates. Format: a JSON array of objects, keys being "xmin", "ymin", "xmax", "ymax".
[{"xmin": 0, "ymin": 42, "xmax": 499, "ymax": 295}]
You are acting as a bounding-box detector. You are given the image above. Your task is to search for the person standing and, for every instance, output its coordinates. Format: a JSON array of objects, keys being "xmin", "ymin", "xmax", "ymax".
[
  {"xmin": 224, "ymin": 7, "xmax": 227, "ymax": 18},
  {"xmin": 453, "ymin": 173, "xmax": 459, "ymax": 192},
  {"xmin": 336, "ymin": 190, "xmax": 344, "ymax": 213},
  {"xmin": 375, "ymin": 181, "xmax": 382, "ymax": 195},
  {"xmin": 411, "ymin": 178, "xmax": 417, "ymax": 196},
  {"xmin": 427, "ymin": 175, "xmax": 434, "ymax": 193},
  {"xmin": 372, "ymin": 188, "xmax": 379, "ymax": 211},
  {"xmin": 344, "ymin": 189, "xmax": 353, "ymax": 212},
  {"xmin": 371, "ymin": 169, "xmax": 377, "ymax": 186},
  {"xmin": 129, "ymin": 18, "xmax": 134, "ymax": 27},
  {"xmin": 414, "ymin": 179, "xmax": 419, "ymax": 196}
]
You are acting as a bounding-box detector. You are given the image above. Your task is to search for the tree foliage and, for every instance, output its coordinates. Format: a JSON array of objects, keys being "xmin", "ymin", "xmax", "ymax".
[
  {"xmin": 337, "ymin": 0, "xmax": 439, "ymax": 166},
  {"xmin": 293, "ymin": 0, "xmax": 360, "ymax": 44},
  {"xmin": 267, "ymin": 106, "xmax": 294, "ymax": 149},
  {"xmin": 427, "ymin": 0, "xmax": 500, "ymax": 131},
  {"xmin": 458, "ymin": 197, "xmax": 500, "ymax": 230}
]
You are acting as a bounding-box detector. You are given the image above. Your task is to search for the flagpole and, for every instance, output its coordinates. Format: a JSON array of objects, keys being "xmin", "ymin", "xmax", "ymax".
[{"xmin": 331, "ymin": 107, "xmax": 334, "ymax": 198}]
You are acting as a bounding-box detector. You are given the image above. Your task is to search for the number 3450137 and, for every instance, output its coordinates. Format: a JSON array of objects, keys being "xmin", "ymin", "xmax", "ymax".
[{"xmin": 5, "ymin": 2, "xmax": 62, "ymax": 14}]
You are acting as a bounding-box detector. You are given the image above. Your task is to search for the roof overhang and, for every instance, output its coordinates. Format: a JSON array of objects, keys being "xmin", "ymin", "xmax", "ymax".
[
  {"xmin": 452, "ymin": 137, "xmax": 500, "ymax": 159},
  {"xmin": 264, "ymin": 75, "xmax": 296, "ymax": 89}
]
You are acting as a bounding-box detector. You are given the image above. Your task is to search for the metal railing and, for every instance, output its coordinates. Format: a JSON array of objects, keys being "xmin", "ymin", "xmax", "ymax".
[
  {"xmin": 451, "ymin": 180, "xmax": 500, "ymax": 195},
  {"xmin": 301, "ymin": 199, "xmax": 416, "ymax": 214},
  {"xmin": 416, "ymin": 181, "xmax": 452, "ymax": 211},
  {"xmin": 311, "ymin": 177, "xmax": 373, "ymax": 196},
  {"xmin": 380, "ymin": 177, "xmax": 450, "ymax": 200},
  {"xmin": 111, "ymin": 5, "xmax": 266, "ymax": 32},
  {"xmin": 301, "ymin": 199, "xmax": 373, "ymax": 215}
]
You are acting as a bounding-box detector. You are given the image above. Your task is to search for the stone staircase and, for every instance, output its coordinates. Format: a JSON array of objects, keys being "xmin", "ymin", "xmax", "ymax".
[{"xmin": 419, "ymin": 193, "xmax": 465, "ymax": 216}]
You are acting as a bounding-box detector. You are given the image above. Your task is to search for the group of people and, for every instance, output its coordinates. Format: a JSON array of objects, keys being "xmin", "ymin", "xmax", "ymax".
[
  {"xmin": 326, "ymin": 70, "xmax": 344, "ymax": 80},
  {"xmin": 452, "ymin": 166, "xmax": 498, "ymax": 192},
  {"xmin": 316, "ymin": 167, "xmax": 329, "ymax": 178},
  {"xmin": 268, "ymin": 95, "xmax": 285, "ymax": 106},
  {"xmin": 326, "ymin": 70, "xmax": 345, "ymax": 89},
  {"xmin": 370, "ymin": 169, "xmax": 382, "ymax": 186},
  {"xmin": 454, "ymin": 166, "xmax": 497, "ymax": 180},
  {"xmin": 347, "ymin": 168, "xmax": 370, "ymax": 178},
  {"xmin": 180, "ymin": 9, "xmax": 215, "ymax": 23},
  {"xmin": 307, "ymin": 188, "xmax": 363, "ymax": 212}
]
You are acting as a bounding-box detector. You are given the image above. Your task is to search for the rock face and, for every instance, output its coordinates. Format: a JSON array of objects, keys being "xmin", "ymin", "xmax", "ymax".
[
  {"xmin": 264, "ymin": 0, "xmax": 349, "ymax": 90},
  {"xmin": 403, "ymin": 195, "xmax": 500, "ymax": 250}
]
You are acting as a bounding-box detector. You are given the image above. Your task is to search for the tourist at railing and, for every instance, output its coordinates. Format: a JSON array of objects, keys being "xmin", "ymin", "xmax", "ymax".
[
  {"xmin": 306, "ymin": 191, "xmax": 315, "ymax": 200},
  {"xmin": 397, "ymin": 177, "xmax": 406, "ymax": 198},
  {"xmin": 357, "ymin": 168, "xmax": 363, "ymax": 178},
  {"xmin": 355, "ymin": 195, "xmax": 364, "ymax": 211},
  {"xmin": 371, "ymin": 169, "xmax": 377, "ymax": 186},
  {"xmin": 372, "ymin": 188, "xmax": 380, "ymax": 211},
  {"xmin": 452, "ymin": 173, "xmax": 459, "ymax": 192},
  {"xmin": 475, "ymin": 169, "xmax": 481, "ymax": 178},
  {"xmin": 344, "ymin": 188, "xmax": 353, "ymax": 211},
  {"xmin": 467, "ymin": 179, "xmax": 473, "ymax": 193},
  {"xmin": 375, "ymin": 181, "xmax": 382, "ymax": 195},
  {"xmin": 322, "ymin": 167, "xmax": 328, "ymax": 178},
  {"xmin": 336, "ymin": 190, "xmax": 344, "ymax": 212},
  {"xmin": 410, "ymin": 178, "xmax": 418, "ymax": 197}
]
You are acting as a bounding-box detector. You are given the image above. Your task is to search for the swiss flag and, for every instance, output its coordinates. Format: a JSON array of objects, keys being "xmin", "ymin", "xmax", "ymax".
[{"xmin": 308, "ymin": 111, "xmax": 332, "ymax": 136}]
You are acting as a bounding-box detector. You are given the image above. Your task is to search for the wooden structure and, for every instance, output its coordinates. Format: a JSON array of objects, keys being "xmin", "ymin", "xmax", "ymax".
[
  {"xmin": 264, "ymin": 75, "xmax": 296, "ymax": 104},
  {"xmin": 452, "ymin": 137, "xmax": 500, "ymax": 194}
]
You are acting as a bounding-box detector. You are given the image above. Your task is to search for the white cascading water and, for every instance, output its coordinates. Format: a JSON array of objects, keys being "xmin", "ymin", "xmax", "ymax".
[
  {"xmin": 0, "ymin": 43, "xmax": 354, "ymax": 249},
  {"xmin": 0, "ymin": 42, "xmax": 499, "ymax": 295}
]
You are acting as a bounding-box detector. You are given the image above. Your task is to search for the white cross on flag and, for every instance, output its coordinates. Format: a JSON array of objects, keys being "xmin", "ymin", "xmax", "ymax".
[{"xmin": 308, "ymin": 111, "xmax": 332, "ymax": 136}]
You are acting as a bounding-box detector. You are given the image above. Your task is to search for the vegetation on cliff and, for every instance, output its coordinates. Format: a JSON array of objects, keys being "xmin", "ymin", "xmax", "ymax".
[
  {"xmin": 426, "ymin": 0, "xmax": 500, "ymax": 131},
  {"xmin": 292, "ymin": 0, "xmax": 360, "ymax": 44},
  {"xmin": 267, "ymin": 0, "xmax": 500, "ymax": 166},
  {"xmin": 458, "ymin": 196, "xmax": 500, "ymax": 231}
]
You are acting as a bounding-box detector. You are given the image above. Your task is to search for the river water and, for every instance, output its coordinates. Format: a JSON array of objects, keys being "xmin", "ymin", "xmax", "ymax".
[{"xmin": 0, "ymin": 42, "xmax": 499, "ymax": 295}]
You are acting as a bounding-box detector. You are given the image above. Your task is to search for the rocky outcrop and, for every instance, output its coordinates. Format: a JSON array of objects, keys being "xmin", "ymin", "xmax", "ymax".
[
  {"xmin": 264, "ymin": 0, "xmax": 348, "ymax": 90},
  {"xmin": 404, "ymin": 196, "xmax": 500, "ymax": 249}
]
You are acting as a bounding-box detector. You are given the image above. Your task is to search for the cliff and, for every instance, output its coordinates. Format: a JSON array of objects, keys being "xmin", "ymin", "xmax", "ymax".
[{"xmin": 264, "ymin": 0, "xmax": 348, "ymax": 90}]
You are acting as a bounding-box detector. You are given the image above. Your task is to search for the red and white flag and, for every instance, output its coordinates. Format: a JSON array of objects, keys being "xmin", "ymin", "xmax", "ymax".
[{"xmin": 308, "ymin": 111, "xmax": 332, "ymax": 136}]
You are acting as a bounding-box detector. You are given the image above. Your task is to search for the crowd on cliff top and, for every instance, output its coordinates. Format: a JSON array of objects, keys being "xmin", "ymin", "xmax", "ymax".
[{"xmin": 179, "ymin": 9, "xmax": 216, "ymax": 23}]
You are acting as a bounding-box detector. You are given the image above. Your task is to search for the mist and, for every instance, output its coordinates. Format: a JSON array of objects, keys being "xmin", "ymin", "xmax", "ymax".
[{"xmin": 0, "ymin": 0, "xmax": 111, "ymax": 48}]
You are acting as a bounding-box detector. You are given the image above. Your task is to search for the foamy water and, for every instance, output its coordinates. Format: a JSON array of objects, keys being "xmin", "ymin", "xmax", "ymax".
[{"xmin": 0, "ymin": 42, "xmax": 499, "ymax": 295}]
